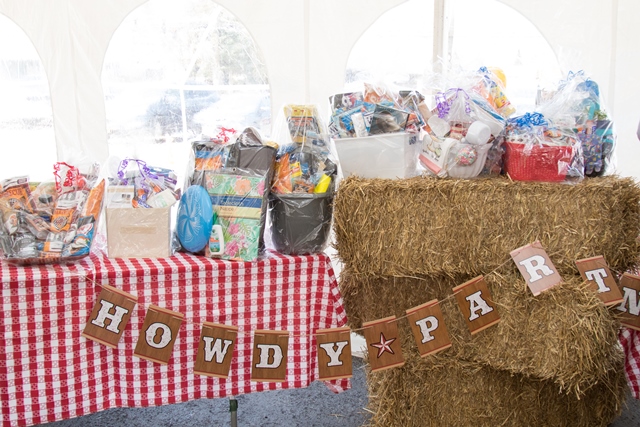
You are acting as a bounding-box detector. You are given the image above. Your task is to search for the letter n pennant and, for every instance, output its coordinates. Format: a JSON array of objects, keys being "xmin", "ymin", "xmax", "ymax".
[
  {"xmin": 251, "ymin": 330, "xmax": 289, "ymax": 382},
  {"xmin": 510, "ymin": 240, "xmax": 562, "ymax": 296},
  {"xmin": 82, "ymin": 284, "xmax": 137, "ymax": 348},
  {"xmin": 315, "ymin": 327, "xmax": 352, "ymax": 381},
  {"xmin": 194, "ymin": 322, "xmax": 238, "ymax": 379},
  {"xmin": 362, "ymin": 316, "xmax": 404, "ymax": 372},
  {"xmin": 453, "ymin": 276, "xmax": 500, "ymax": 335},
  {"xmin": 133, "ymin": 305, "xmax": 184, "ymax": 365}
]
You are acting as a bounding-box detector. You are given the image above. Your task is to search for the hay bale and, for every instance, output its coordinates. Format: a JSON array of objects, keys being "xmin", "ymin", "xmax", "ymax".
[
  {"xmin": 333, "ymin": 176, "xmax": 640, "ymax": 278},
  {"xmin": 364, "ymin": 355, "xmax": 626, "ymax": 427},
  {"xmin": 341, "ymin": 270, "xmax": 622, "ymax": 396}
]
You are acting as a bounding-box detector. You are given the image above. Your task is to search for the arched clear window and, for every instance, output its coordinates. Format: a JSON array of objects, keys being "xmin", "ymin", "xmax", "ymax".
[
  {"xmin": 346, "ymin": 0, "xmax": 562, "ymax": 114},
  {"xmin": 102, "ymin": 0, "xmax": 270, "ymax": 177},
  {"xmin": 0, "ymin": 14, "xmax": 55, "ymax": 182}
]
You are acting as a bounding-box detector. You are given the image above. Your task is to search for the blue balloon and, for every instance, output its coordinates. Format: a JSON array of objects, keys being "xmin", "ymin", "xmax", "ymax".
[{"xmin": 177, "ymin": 185, "xmax": 213, "ymax": 253}]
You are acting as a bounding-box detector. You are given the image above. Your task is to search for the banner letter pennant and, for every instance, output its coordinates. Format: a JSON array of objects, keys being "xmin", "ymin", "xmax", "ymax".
[
  {"xmin": 315, "ymin": 327, "xmax": 352, "ymax": 381},
  {"xmin": 510, "ymin": 240, "xmax": 562, "ymax": 296},
  {"xmin": 406, "ymin": 299, "xmax": 451, "ymax": 357},
  {"xmin": 453, "ymin": 276, "xmax": 500, "ymax": 335},
  {"xmin": 362, "ymin": 316, "xmax": 404, "ymax": 372},
  {"xmin": 251, "ymin": 330, "xmax": 289, "ymax": 382},
  {"xmin": 575, "ymin": 255, "xmax": 623, "ymax": 306},
  {"xmin": 194, "ymin": 322, "xmax": 238, "ymax": 379},
  {"xmin": 616, "ymin": 273, "xmax": 640, "ymax": 331},
  {"xmin": 82, "ymin": 284, "xmax": 137, "ymax": 349},
  {"xmin": 134, "ymin": 305, "xmax": 184, "ymax": 365}
]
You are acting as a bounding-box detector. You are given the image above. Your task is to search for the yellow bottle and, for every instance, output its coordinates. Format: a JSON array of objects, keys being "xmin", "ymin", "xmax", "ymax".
[{"xmin": 314, "ymin": 174, "xmax": 331, "ymax": 193}]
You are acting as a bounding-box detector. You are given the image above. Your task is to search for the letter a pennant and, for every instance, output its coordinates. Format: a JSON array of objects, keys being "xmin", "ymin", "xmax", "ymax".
[
  {"xmin": 82, "ymin": 284, "xmax": 137, "ymax": 348},
  {"xmin": 453, "ymin": 276, "xmax": 500, "ymax": 335},
  {"xmin": 363, "ymin": 316, "xmax": 404, "ymax": 372},
  {"xmin": 194, "ymin": 322, "xmax": 238, "ymax": 379},
  {"xmin": 251, "ymin": 330, "xmax": 289, "ymax": 382},
  {"xmin": 510, "ymin": 240, "xmax": 562, "ymax": 296},
  {"xmin": 315, "ymin": 327, "xmax": 352, "ymax": 381}
]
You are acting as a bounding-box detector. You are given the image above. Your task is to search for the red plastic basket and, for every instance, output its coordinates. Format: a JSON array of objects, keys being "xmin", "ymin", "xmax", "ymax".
[{"xmin": 503, "ymin": 142, "xmax": 574, "ymax": 182}]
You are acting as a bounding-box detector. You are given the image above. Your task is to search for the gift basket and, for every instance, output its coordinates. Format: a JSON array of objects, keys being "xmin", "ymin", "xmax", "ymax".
[
  {"xmin": 179, "ymin": 126, "xmax": 276, "ymax": 261},
  {"xmin": 267, "ymin": 104, "xmax": 338, "ymax": 255},
  {"xmin": 536, "ymin": 70, "xmax": 615, "ymax": 177},
  {"xmin": 0, "ymin": 162, "xmax": 104, "ymax": 265},
  {"xmin": 105, "ymin": 158, "xmax": 180, "ymax": 258},
  {"xmin": 502, "ymin": 112, "xmax": 584, "ymax": 183},
  {"xmin": 328, "ymin": 83, "xmax": 422, "ymax": 179},
  {"xmin": 419, "ymin": 85, "xmax": 507, "ymax": 179}
]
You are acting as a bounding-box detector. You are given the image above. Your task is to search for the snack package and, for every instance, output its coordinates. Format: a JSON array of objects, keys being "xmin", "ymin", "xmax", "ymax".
[
  {"xmin": 536, "ymin": 71, "xmax": 615, "ymax": 177},
  {"xmin": 0, "ymin": 162, "xmax": 104, "ymax": 265},
  {"xmin": 472, "ymin": 67, "xmax": 516, "ymax": 118},
  {"xmin": 268, "ymin": 104, "xmax": 339, "ymax": 255},
  {"xmin": 502, "ymin": 112, "xmax": 584, "ymax": 183},
  {"xmin": 419, "ymin": 88, "xmax": 506, "ymax": 179}
]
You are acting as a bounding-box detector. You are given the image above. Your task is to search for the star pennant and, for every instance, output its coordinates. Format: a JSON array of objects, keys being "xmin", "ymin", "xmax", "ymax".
[{"xmin": 370, "ymin": 332, "xmax": 396, "ymax": 358}]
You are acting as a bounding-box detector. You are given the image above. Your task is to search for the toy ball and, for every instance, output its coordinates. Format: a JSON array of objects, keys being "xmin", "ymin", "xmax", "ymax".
[
  {"xmin": 177, "ymin": 185, "xmax": 214, "ymax": 253},
  {"xmin": 455, "ymin": 145, "xmax": 477, "ymax": 166}
]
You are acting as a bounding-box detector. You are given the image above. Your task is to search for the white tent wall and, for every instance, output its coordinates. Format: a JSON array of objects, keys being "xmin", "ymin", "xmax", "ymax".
[{"xmin": 0, "ymin": 0, "xmax": 638, "ymax": 178}]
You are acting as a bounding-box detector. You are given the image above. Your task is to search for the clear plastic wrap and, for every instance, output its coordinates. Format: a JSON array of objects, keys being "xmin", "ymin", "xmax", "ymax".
[
  {"xmin": 328, "ymin": 82, "xmax": 426, "ymax": 179},
  {"xmin": 0, "ymin": 162, "xmax": 104, "ymax": 265},
  {"xmin": 536, "ymin": 71, "xmax": 616, "ymax": 177},
  {"xmin": 104, "ymin": 158, "xmax": 180, "ymax": 258},
  {"xmin": 267, "ymin": 104, "xmax": 338, "ymax": 255},
  {"xmin": 503, "ymin": 112, "xmax": 584, "ymax": 183},
  {"xmin": 179, "ymin": 127, "xmax": 276, "ymax": 261},
  {"xmin": 419, "ymin": 87, "xmax": 506, "ymax": 179}
]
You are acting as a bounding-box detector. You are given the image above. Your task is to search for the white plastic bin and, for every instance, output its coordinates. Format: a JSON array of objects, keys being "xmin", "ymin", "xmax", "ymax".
[{"xmin": 333, "ymin": 132, "xmax": 420, "ymax": 179}]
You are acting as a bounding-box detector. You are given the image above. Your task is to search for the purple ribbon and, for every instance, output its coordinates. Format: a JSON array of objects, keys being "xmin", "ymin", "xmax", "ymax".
[
  {"xmin": 435, "ymin": 88, "xmax": 471, "ymax": 119},
  {"xmin": 117, "ymin": 158, "xmax": 158, "ymax": 183}
]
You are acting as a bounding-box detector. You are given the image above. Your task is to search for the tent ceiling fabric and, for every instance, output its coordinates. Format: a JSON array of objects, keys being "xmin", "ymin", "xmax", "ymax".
[{"xmin": 0, "ymin": 0, "xmax": 638, "ymax": 179}]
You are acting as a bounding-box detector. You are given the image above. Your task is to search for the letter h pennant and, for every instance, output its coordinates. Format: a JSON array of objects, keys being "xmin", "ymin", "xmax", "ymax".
[{"xmin": 82, "ymin": 284, "xmax": 137, "ymax": 349}]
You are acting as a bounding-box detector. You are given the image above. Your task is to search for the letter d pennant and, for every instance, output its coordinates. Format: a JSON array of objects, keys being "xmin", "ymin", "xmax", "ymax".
[{"xmin": 251, "ymin": 330, "xmax": 289, "ymax": 382}]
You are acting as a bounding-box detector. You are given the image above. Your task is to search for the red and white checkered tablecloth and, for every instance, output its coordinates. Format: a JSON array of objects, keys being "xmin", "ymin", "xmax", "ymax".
[
  {"xmin": 619, "ymin": 327, "xmax": 640, "ymax": 399},
  {"xmin": 0, "ymin": 251, "xmax": 350, "ymax": 427}
]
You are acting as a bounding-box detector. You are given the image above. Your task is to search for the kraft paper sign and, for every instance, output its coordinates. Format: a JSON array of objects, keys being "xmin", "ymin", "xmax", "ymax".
[
  {"xmin": 363, "ymin": 316, "xmax": 404, "ymax": 372},
  {"xmin": 510, "ymin": 241, "xmax": 562, "ymax": 296},
  {"xmin": 251, "ymin": 330, "xmax": 289, "ymax": 382},
  {"xmin": 575, "ymin": 256, "xmax": 623, "ymax": 306},
  {"xmin": 82, "ymin": 284, "xmax": 137, "ymax": 348},
  {"xmin": 134, "ymin": 305, "xmax": 184, "ymax": 365},
  {"xmin": 616, "ymin": 273, "xmax": 640, "ymax": 331},
  {"xmin": 194, "ymin": 322, "xmax": 238, "ymax": 379},
  {"xmin": 406, "ymin": 299, "xmax": 451, "ymax": 357},
  {"xmin": 315, "ymin": 327, "xmax": 352, "ymax": 381},
  {"xmin": 453, "ymin": 276, "xmax": 500, "ymax": 335}
]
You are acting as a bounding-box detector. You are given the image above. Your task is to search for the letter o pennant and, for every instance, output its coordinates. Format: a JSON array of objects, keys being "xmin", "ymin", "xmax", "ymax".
[{"xmin": 134, "ymin": 305, "xmax": 184, "ymax": 365}]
